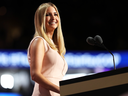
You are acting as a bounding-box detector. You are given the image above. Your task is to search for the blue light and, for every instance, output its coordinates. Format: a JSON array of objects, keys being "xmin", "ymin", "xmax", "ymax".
[
  {"xmin": 65, "ymin": 51, "xmax": 122, "ymax": 68},
  {"xmin": 0, "ymin": 50, "xmax": 29, "ymax": 68},
  {"xmin": 0, "ymin": 93, "xmax": 21, "ymax": 96},
  {"xmin": 0, "ymin": 50, "xmax": 128, "ymax": 69},
  {"xmin": 65, "ymin": 51, "xmax": 128, "ymax": 69}
]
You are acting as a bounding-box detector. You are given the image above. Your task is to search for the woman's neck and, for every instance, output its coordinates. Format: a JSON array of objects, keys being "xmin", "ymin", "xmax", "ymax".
[
  {"xmin": 46, "ymin": 29, "xmax": 54, "ymax": 39},
  {"xmin": 46, "ymin": 32, "xmax": 53, "ymax": 39}
]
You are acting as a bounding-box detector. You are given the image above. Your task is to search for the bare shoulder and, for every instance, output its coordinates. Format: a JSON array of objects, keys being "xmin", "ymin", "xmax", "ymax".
[{"xmin": 30, "ymin": 37, "xmax": 45, "ymax": 54}]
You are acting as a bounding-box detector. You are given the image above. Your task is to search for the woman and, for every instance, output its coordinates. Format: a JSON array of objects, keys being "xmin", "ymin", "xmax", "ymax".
[{"xmin": 27, "ymin": 2, "xmax": 68, "ymax": 96}]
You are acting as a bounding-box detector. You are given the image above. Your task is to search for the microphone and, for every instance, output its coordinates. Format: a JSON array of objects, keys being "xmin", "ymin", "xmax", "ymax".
[
  {"xmin": 86, "ymin": 35, "xmax": 116, "ymax": 70},
  {"xmin": 94, "ymin": 35, "xmax": 103, "ymax": 44},
  {"xmin": 86, "ymin": 35, "xmax": 104, "ymax": 48},
  {"xmin": 86, "ymin": 37, "xmax": 95, "ymax": 46}
]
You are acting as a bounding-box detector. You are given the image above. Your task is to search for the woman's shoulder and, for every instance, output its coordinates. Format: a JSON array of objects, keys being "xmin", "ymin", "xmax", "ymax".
[
  {"xmin": 33, "ymin": 36, "xmax": 46, "ymax": 42},
  {"xmin": 28, "ymin": 36, "xmax": 48, "ymax": 52},
  {"xmin": 31, "ymin": 36, "xmax": 49, "ymax": 45}
]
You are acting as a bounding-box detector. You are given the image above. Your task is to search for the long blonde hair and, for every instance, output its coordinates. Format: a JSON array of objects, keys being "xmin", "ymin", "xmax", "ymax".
[{"xmin": 34, "ymin": 2, "xmax": 66, "ymax": 57}]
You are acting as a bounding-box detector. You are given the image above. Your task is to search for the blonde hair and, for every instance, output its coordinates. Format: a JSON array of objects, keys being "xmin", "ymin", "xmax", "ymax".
[{"xmin": 34, "ymin": 2, "xmax": 66, "ymax": 57}]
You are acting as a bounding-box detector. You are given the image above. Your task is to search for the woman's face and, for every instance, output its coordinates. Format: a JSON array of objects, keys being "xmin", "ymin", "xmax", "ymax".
[{"xmin": 45, "ymin": 6, "xmax": 59, "ymax": 32}]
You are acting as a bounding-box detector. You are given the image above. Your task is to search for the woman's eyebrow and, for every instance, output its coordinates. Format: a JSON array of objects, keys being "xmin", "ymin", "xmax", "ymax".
[
  {"xmin": 46, "ymin": 11, "xmax": 57, "ymax": 14},
  {"xmin": 54, "ymin": 12, "xmax": 57, "ymax": 13}
]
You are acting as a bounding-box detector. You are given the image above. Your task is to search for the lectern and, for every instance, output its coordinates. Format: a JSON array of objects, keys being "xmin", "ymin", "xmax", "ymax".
[{"xmin": 60, "ymin": 67, "xmax": 128, "ymax": 96}]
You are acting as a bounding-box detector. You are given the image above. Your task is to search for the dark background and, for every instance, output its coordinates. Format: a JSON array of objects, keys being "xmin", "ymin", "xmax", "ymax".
[
  {"xmin": 0, "ymin": 0, "xmax": 128, "ymax": 51},
  {"xmin": 0, "ymin": 1, "xmax": 128, "ymax": 96}
]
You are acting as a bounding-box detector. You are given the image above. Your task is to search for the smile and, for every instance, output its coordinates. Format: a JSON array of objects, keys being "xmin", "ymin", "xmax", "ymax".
[{"xmin": 49, "ymin": 21, "xmax": 57, "ymax": 25}]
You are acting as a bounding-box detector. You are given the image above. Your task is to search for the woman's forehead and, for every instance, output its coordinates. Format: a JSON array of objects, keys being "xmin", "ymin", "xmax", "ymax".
[{"xmin": 46, "ymin": 6, "xmax": 57, "ymax": 13}]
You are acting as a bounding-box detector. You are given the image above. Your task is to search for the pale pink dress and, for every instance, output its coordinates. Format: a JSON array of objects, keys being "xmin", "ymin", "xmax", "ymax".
[{"xmin": 27, "ymin": 36, "xmax": 68, "ymax": 96}]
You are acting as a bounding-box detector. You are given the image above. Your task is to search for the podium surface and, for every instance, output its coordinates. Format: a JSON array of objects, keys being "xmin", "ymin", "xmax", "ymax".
[{"xmin": 60, "ymin": 67, "xmax": 128, "ymax": 96}]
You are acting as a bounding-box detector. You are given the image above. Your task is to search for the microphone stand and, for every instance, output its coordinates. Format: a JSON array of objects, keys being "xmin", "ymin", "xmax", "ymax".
[
  {"xmin": 101, "ymin": 44, "xmax": 116, "ymax": 70},
  {"xmin": 86, "ymin": 36, "xmax": 116, "ymax": 70}
]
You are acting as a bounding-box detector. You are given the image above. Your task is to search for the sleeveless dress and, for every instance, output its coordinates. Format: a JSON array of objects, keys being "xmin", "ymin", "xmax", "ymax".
[{"xmin": 27, "ymin": 36, "xmax": 68, "ymax": 96}]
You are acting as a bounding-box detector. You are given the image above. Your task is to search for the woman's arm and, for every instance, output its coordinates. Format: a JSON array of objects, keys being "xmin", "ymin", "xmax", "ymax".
[{"xmin": 29, "ymin": 38, "xmax": 60, "ymax": 93}]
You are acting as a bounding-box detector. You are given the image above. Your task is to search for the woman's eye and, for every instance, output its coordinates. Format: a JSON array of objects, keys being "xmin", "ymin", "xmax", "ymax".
[
  {"xmin": 54, "ymin": 13, "xmax": 58, "ymax": 16},
  {"xmin": 46, "ymin": 14, "xmax": 50, "ymax": 16},
  {"xmin": 46, "ymin": 13, "xmax": 58, "ymax": 16}
]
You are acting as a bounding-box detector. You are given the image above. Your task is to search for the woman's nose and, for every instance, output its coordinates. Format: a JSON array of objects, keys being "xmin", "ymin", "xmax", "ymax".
[{"xmin": 51, "ymin": 14, "xmax": 55, "ymax": 20}]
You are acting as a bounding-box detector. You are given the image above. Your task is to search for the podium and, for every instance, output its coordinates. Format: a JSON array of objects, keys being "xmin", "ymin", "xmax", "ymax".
[{"xmin": 60, "ymin": 67, "xmax": 128, "ymax": 96}]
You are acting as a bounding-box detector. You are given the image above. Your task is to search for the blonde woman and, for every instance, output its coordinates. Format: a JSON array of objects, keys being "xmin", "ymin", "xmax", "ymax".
[{"xmin": 27, "ymin": 2, "xmax": 68, "ymax": 96}]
